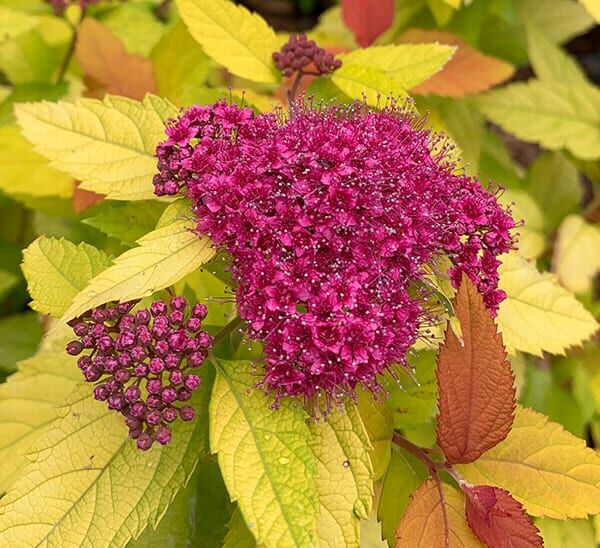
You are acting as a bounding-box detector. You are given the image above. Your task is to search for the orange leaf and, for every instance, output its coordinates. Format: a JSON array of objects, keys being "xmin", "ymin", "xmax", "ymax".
[
  {"xmin": 75, "ymin": 18, "xmax": 157, "ymax": 100},
  {"xmin": 398, "ymin": 29, "xmax": 514, "ymax": 97},
  {"xmin": 464, "ymin": 485, "xmax": 543, "ymax": 547},
  {"xmin": 395, "ymin": 480, "xmax": 482, "ymax": 547},
  {"xmin": 436, "ymin": 277, "xmax": 515, "ymax": 465},
  {"xmin": 341, "ymin": 0, "xmax": 394, "ymax": 47},
  {"xmin": 73, "ymin": 181, "xmax": 104, "ymax": 213}
]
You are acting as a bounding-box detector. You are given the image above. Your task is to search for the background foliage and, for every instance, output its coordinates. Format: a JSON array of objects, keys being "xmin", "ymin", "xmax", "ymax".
[{"xmin": 0, "ymin": 0, "xmax": 599, "ymax": 546}]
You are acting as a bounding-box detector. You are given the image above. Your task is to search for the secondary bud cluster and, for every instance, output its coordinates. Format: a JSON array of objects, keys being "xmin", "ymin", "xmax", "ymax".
[
  {"xmin": 66, "ymin": 297, "xmax": 212, "ymax": 450},
  {"xmin": 273, "ymin": 33, "xmax": 342, "ymax": 77}
]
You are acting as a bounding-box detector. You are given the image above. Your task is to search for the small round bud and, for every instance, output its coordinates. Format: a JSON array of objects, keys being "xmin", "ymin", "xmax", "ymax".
[
  {"xmin": 151, "ymin": 301, "xmax": 167, "ymax": 317},
  {"xmin": 162, "ymin": 407, "xmax": 178, "ymax": 423},
  {"xmin": 149, "ymin": 358, "xmax": 165, "ymax": 375},
  {"xmin": 73, "ymin": 323, "xmax": 89, "ymax": 337},
  {"xmin": 184, "ymin": 374, "xmax": 201, "ymax": 391},
  {"xmin": 169, "ymin": 370, "xmax": 184, "ymax": 385},
  {"xmin": 180, "ymin": 406, "xmax": 196, "ymax": 421},
  {"xmin": 170, "ymin": 296, "xmax": 187, "ymax": 311},
  {"xmin": 124, "ymin": 385, "xmax": 141, "ymax": 402},
  {"xmin": 156, "ymin": 426, "xmax": 172, "ymax": 445},
  {"xmin": 66, "ymin": 341, "xmax": 83, "ymax": 356},
  {"xmin": 191, "ymin": 303, "xmax": 208, "ymax": 320},
  {"xmin": 161, "ymin": 386, "xmax": 178, "ymax": 405},
  {"xmin": 135, "ymin": 309, "xmax": 151, "ymax": 325},
  {"xmin": 147, "ymin": 410, "xmax": 162, "ymax": 426},
  {"xmin": 108, "ymin": 393, "xmax": 125, "ymax": 410},
  {"xmin": 147, "ymin": 379, "xmax": 162, "ymax": 394},
  {"xmin": 177, "ymin": 388, "xmax": 192, "ymax": 402},
  {"xmin": 94, "ymin": 385, "xmax": 109, "ymax": 401},
  {"xmin": 114, "ymin": 368, "xmax": 131, "ymax": 384},
  {"xmin": 137, "ymin": 432, "xmax": 153, "ymax": 451}
]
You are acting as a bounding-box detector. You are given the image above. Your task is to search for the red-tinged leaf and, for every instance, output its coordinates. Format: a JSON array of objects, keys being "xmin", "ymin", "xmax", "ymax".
[
  {"xmin": 341, "ymin": 0, "xmax": 394, "ymax": 47},
  {"xmin": 397, "ymin": 29, "xmax": 514, "ymax": 97},
  {"xmin": 73, "ymin": 182, "xmax": 104, "ymax": 213},
  {"xmin": 464, "ymin": 485, "xmax": 544, "ymax": 547},
  {"xmin": 395, "ymin": 479, "xmax": 482, "ymax": 547},
  {"xmin": 436, "ymin": 277, "xmax": 515, "ymax": 465},
  {"xmin": 75, "ymin": 18, "xmax": 157, "ymax": 100}
]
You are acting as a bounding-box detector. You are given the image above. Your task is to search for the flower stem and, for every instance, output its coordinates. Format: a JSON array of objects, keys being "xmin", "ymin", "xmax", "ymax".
[{"xmin": 56, "ymin": 9, "xmax": 84, "ymax": 84}]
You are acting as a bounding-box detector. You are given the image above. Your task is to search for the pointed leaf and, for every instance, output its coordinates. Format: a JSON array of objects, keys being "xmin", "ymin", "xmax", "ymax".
[
  {"xmin": 75, "ymin": 18, "xmax": 157, "ymax": 100},
  {"xmin": 0, "ymin": 365, "xmax": 213, "ymax": 546},
  {"xmin": 395, "ymin": 480, "xmax": 482, "ymax": 547},
  {"xmin": 398, "ymin": 29, "xmax": 514, "ymax": 97},
  {"xmin": 310, "ymin": 404, "xmax": 373, "ymax": 546},
  {"xmin": 331, "ymin": 64, "xmax": 406, "ymax": 106},
  {"xmin": 476, "ymin": 80, "xmax": 600, "ymax": 161},
  {"xmin": 22, "ymin": 237, "xmax": 111, "ymax": 317},
  {"xmin": 455, "ymin": 406, "xmax": 600, "ymax": 519},
  {"xmin": 210, "ymin": 359, "xmax": 318, "ymax": 547},
  {"xmin": 175, "ymin": 0, "xmax": 279, "ymax": 84},
  {"xmin": 340, "ymin": 0, "xmax": 394, "ymax": 47},
  {"xmin": 497, "ymin": 253, "xmax": 598, "ymax": 356},
  {"xmin": 15, "ymin": 95, "xmax": 178, "ymax": 200},
  {"xmin": 436, "ymin": 277, "xmax": 515, "ymax": 464},
  {"xmin": 58, "ymin": 213, "xmax": 215, "ymax": 326},
  {"xmin": 463, "ymin": 485, "xmax": 543, "ymax": 547}
]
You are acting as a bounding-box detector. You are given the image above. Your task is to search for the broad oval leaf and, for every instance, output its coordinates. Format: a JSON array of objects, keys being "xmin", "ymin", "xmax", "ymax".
[
  {"xmin": 436, "ymin": 277, "xmax": 515, "ymax": 465},
  {"xmin": 455, "ymin": 406, "xmax": 600, "ymax": 519},
  {"xmin": 340, "ymin": 0, "xmax": 394, "ymax": 47},
  {"xmin": 395, "ymin": 480, "xmax": 482, "ymax": 547},
  {"xmin": 57, "ymin": 211, "xmax": 215, "ymax": 326},
  {"xmin": 176, "ymin": 0, "xmax": 279, "ymax": 85},
  {"xmin": 22, "ymin": 237, "xmax": 111, "ymax": 317},
  {"xmin": 210, "ymin": 359, "xmax": 319, "ymax": 547},
  {"xmin": 497, "ymin": 253, "xmax": 598, "ymax": 356},
  {"xmin": 0, "ymin": 367, "xmax": 213, "ymax": 547},
  {"xmin": 15, "ymin": 94, "xmax": 177, "ymax": 200}
]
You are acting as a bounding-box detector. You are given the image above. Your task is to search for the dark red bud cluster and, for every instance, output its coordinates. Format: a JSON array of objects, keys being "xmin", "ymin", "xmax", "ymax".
[
  {"xmin": 272, "ymin": 33, "xmax": 342, "ymax": 77},
  {"xmin": 66, "ymin": 297, "xmax": 212, "ymax": 450}
]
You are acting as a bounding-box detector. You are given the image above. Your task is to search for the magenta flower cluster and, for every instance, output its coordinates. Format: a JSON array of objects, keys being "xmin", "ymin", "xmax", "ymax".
[
  {"xmin": 153, "ymin": 101, "xmax": 514, "ymax": 402},
  {"xmin": 272, "ymin": 33, "xmax": 342, "ymax": 77},
  {"xmin": 66, "ymin": 298, "xmax": 211, "ymax": 450}
]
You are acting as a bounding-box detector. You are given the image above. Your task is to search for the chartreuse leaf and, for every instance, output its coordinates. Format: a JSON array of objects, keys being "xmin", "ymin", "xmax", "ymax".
[
  {"xmin": 15, "ymin": 95, "xmax": 177, "ymax": 200},
  {"xmin": 0, "ymin": 330, "xmax": 80, "ymax": 493},
  {"xmin": 22, "ymin": 236, "xmax": 110, "ymax": 316},
  {"xmin": 331, "ymin": 64, "xmax": 406, "ymax": 106},
  {"xmin": 554, "ymin": 215, "xmax": 600, "ymax": 294},
  {"xmin": 210, "ymin": 359, "xmax": 318, "ymax": 547},
  {"xmin": 0, "ymin": 365, "xmax": 213, "ymax": 546},
  {"xmin": 223, "ymin": 507, "xmax": 256, "ymax": 548},
  {"xmin": 310, "ymin": 404, "xmax": 373, "ymax": 547},
  {"xmin": 476, "ymin": 80, "xmax": 600, "ymax": 160},
  {"xmin": 497, "ymin": 253, "xmax": 598, "ymax": 356},
  {"xmin": 0, "ymin": 5, "xmax": 38, "ymax": 43},
  {"xmin": 499, "ymin": 189, "xmax": 545, "ymax": 259},
  {"xmin": 579, "ymin": 0, "xmax": 600, "ymax": 21},
  {"xmin": 536, "ymin": 517, "xmax": 596, "ymax": 547},
  {"xmin": 176, "ymin": 0, "xmax": 279, "ymax": 84},
  {"xmin": 22, "ymin": 236, "xmax": 111, "ymax": 317},
  {"xmin": 378, "ymin": 448, "xmax": 427, "ymax": 546},
  {"xmin": 0, "ymin": 125, "xmax": 73, "ymax": 199},
  {"xmin": 455, "ymin": 406, "xmax": 600, "ymax": 519},
  {"xmin": 357, "ymin": 389, "xmax": 393, "ymax": 480},
  {"xmin": 58, "ymin": 207, "xmax": 215, "ymax": 326},
  {"xmin": 338, "ymin": 44, "xmax": 455, "ymax": 90}
]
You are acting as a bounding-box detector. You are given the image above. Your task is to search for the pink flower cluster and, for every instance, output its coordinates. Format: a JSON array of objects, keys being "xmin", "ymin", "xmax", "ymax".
[{"xmin": 154, "ymin": 101, "xmax": 514, "ymax": 402}]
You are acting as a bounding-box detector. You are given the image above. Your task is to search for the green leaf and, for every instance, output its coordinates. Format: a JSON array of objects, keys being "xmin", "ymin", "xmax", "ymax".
[
  {"xmin": 338, "ymin": 44, "xmax": 455, "ymax": 89},
  {"xmin": 0, "ymin": 366, "xmax": 213, "ymax": 546},
  {"xmin": 82, "ymin": 200, "xmax": 167, "ymax": 245},
  {"xmin": 536, "ymin": 517, "xmax": 596, "ymax": 548},
  {"xmin": 0, "ymin": 82, "xmax": 68, "ymax": 127},
  {"xmin": 176, "ymin": 0, "xmax": 279, "ymax": 84},
  {"xmin": 223, "ymin": 507, "xmax": 257, "ymax": 548},
  {"xmin": 310, "ymin": 404, "xmax": 373, "ymax": 546},
  {"xmin": 554, "ymin": 215, "xmax": 600, "ymax": 295},
  {"xmin": 15, "ymin": 95, "xmax": 178, "ymax": 200},
  {"xmin": 0, "ymin": 330, "xmax": 80, "ymax": 493},
  {"xmin": 57, "ymin": 210, "xmax": 215, "ymax": 326},
  {"xmin": 22, "ymin": 236, "xmax": 111, "ymax": 317},
  {"xmin": 0, "ymin": 269, "xmax": 18, "ymax": 302},
  {"xmin": 476, "ymin": 80, "xmax": 600, "ymax": 160},
  {"xmin": 499, "ymin": 189, "xmax": 545, "ymax": 259},
  {"xmin": 525, "ymin": 24, "xmax": 587, "ymax": 83},
  {"xmin": 526, "ymin": 152, "xmax": 581, "ymax": 231},
  {"xmin": 331, "ymin": 64, "xmax": 407, "ymax": 106},
  {"xmin": 0, "ymin": 312, "xmax": 43, "ymax": 372},
  {"xmin": 0, "ymin": 6, "xmax": 38, "ymax": 43},
  {"xmin": 150, "ymin": 20, "xmax": 210, "ymax": 106},
  {"xmin": 357, "ymin": 389, "xmax": 393, "ymax": 480},
  {"xmin": 497, "ymin": 253, "xmax": 598, "ymax": 356},
  {"xmin": 377, "ymin": 447, "xmax": 427, "ymax": 546},
  {"xmin": 210, "ymin": 358, "xmax": 319, "ymax": 547},
  {"xmin": 0, "ymin": 125, "xmax": 73, "ymax": 199}
]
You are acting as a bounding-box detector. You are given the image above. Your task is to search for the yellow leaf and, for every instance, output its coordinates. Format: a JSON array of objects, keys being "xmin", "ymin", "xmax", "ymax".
[
  {"xmin": 176, "ymin": 0, "xmax": 279, "ymax": 84},
  {"xmin": 338, "ymin": 44, "xmax": 455, "ymax": 90},
  {"xmin": 22, "ymin": 237, "xmax": 111, "ymax": 317},
  {"xmin": 442, "ymin": 0, "xmax": 461, "ymax": 7},
  {"xmin": 455, "ymin": 406, "xmax": 600, "ymax": 519},
  {"xmin": 357, "ymin": 389, "xmax": 393, "ymax": 480},
  {"xmin": 210, "ymin": 359, "xmax": 319, "ymax": 547},
  {"xmin": 0, "ymin": 330, "xmax": 80, "ymax": 493},
  {"xmin": 15, "ymin": 94, "xmax": 177, "ymax": 200},
  {"xmin": 0, "ymin": 5, "xmax": 38, "ymax": 43},
  {"xmin": 554, "ymin": 214, "xmax": 600, "ymax": 294},
  {"xmin": 0, "ymin": 125, "xmax": 73, "ymax": 199},
  {"xmin": 536, "ymin": 517, "xmax": 596, "ymax": 547},
  {"xmin": 497, "ymin": 253, "xmax": 598, "ymax": 356},
  {"xmin": 0, "ymin": 374, "xmax": 211, "ymax": 547},
  {"xmin": 311, "ymin": 404, "xmax": 373, "ymax": 547},
  {"xmin": 476, "ymin": 80, "xmax": 600, "ymax": 161},
  {"xmin": 579, "ymin": 0, "xmax": 600, "ymax": 21},
  {"xmin": 331, "ymin": 64, "xmax": 406, "ymax": 106},
  {"xmin": 57, "ymin": 205, "xmax": 215, "ymax": 327},
  {"xmin": 500, "ymin": 189, "xmax": 545, "ymax": 260}
]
